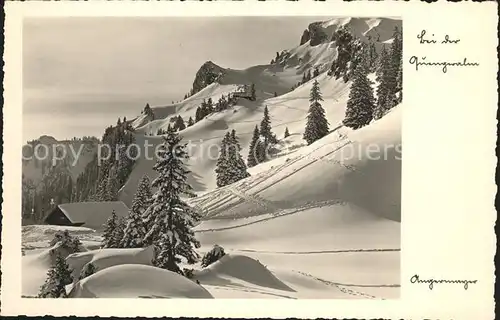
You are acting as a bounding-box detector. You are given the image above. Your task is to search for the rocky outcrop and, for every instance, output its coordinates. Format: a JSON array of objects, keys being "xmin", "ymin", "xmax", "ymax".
[
  {"xmin": 308, "ymin": 22, "xmax": 329, "ymax": 46},
  {"xmin": 191, "ymin": 61, "xmax": 225, "ymax": 95},
  {"xmin": 299, "ymin": 29, "xmax": 310, "ymax": 45},
  {"xmin": 299, "ymin": 22, "xmax": 329, "ymax": 47}
]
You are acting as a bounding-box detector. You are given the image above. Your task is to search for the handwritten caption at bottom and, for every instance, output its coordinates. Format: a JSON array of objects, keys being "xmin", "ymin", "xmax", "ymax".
[{"xmin": 410, "ymin": 274, "xmax": 478, "ymax": 290}]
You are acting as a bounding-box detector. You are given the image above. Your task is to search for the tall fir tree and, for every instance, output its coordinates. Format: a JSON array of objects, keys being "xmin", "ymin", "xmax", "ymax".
[
  {"xmin": 215, "ymin": 132, "xmax": 231, "ymax": 187},
  {"xmin": 343, "ymin": 60, "xmax": 375, "ymax": 129},
  {"xmin": 225, "ymin": 130, "xmax": 250, "ymax": 185},
  {"xmin": 195, "ymin": 106, "xmax": 203, "ymax": 122},
  {"xmin": 116, "ymin": 144, "xmax": 133, "ymax": 187},
  {"xmin": 375, "ymin": 45, "xmax": 388, "ymax": 78},
  {"xmin": 105, "ymin": 167, "xmax": 119, "ymax": 201},
  {"xmin": 247, "ymin": 126, "xmax": 261, "ymax": 168},
  {"xmin": 200, "ymin": 99, "xmax": 208, "ymax": 119},
  {"xmin": 284, "ymin": 127, "xmax": 290, "ymax": 138},
  {"xmin": 38, "ymin": 254, "xmax": 73, "ymax": 298},
  {"xmin": 230, "ymin": 129, "xmax": 241, "ymax": 151},
  {"xmin": 313, "ymin": 67, "xmax": 320, "ymax": 78},
  {"xmin": 206, "ymin": 98, "xmax": 214, "ymax": 113},
  {"xmin": 215, "ymin": 131, "xmax": 250, "ymax": 187},
  {"xmin": 102, "ymin": 210, "xmax": 118, "ymax": 248},
  {"xmin": 391, "ymin": 27, "xmax": 403, "ymax": 104},
  {"xmin": 260, "ymin": 106, "xmax": 277, "ymax": 145},
  {"xmin": 142, "ymin": 127, "xmax": 201, "ymax": 275},
  {"xmin": 95, "ymin": 170, "xmax": 109, "ymax": 201},
  {"xmin": 374, "ymin": 27, "xmax": 402, "ymax": 120},
  {"xmin": 374, "ymin": 45, "xmax": 391, "ymax": 119},
  {"xmin": 304, "ymin": 80, "xmax": 330, "ymax": 145},
  {"xmin": 112, "ymin": 217, "xmax": 125, "ymax": 248},
  {"xmin": 368, "ymin": 40, "xmax": 378, "ymax": 72},
  {"xmin": 174, "ymin": 116, "xmax": 186, "ymax": 131},
  {"xmin": 134, "ymin": 175, "xmax": 155, "ymax": 233},
  {"xmin": 250, "ymin": 83, "xmax": 256, "ymax": 101},
  {"xmin": 187, "ymin": 116, "xmax": 195, "ymax": 127}
]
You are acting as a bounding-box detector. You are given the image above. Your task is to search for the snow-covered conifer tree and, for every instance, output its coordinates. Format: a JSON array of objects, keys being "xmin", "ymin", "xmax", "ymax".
[
  {"xmin": 195, "ymin": 106, "xmax": 203, "ymax": 122},
  {"xmin": 374, "ymin": 27, "xmax": 401, "ymax": 119},
  {"xmin": 343, "ymin": 60, "xmax": 375, "ymax": 129},
  {"xmin": 304, "ymin": 80, "xmax": 329, "ymax": 145},
  {"xmin": 313, "ymin": 67, "xmax": 320, "ymax": 78},
  {"xmin": 174, "ymin": 115, "xmax": 186, "ymax": 132},
  {"xmin": 225, "ymin": 130, "xmax": 250, "ymax": 185},
  {"xmin": 104, "ymin": 167, "xmax": 119, "ymax": 201},
  {"xmin": 284, "ymin": 127, "xmax": 290, "ymax": 138},
  {"xmin": 230, "ymin": 129, "xmax": 241, "ymax": 151},
  {"xmin": 247, "ymin": 125, "xmax": 260, "ymax": 168},
  {"xmin": 215, "ymin": 132, "xmax": 230, "ymax": 188},
  {"xmin": 102, "ymin": 210, "xmax": 118, "ymax": 248},
  {"xmin": 112, "ymin": 217, "xmax": 125, "ymax": 248},
  {"xmin": 260, "ymin": 106, "xmax": 277, "ymax": 145},
  {"xmin": 142, "ymin": 127, "xmax": 201, "ymax": 275},
  {"xmin": 250, "ymin": 83, "xmax": 256, "ymax": 101}
]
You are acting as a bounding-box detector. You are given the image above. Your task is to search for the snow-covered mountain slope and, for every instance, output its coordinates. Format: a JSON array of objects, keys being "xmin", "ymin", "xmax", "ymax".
[
  {"xmin": 120, "ymin": 72, "xmax": 352, "ymax": 206},
  {"xmin": 121, "ymin": 17, "xmax": 401, "ymax": 206}
]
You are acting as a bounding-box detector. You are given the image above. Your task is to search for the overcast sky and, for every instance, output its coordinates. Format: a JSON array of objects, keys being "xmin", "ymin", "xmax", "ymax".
[{"xmin": 23, "ymin": 16, "xmax": 329, "ymax": 141}]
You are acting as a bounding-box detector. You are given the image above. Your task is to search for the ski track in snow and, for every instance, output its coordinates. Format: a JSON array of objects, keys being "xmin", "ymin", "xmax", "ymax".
[
  {"xmin": 294, "ymin": 271, "xmax": 383, "ymax": 299},
  {"xmin": 205, "ymin": 285, "xmax": 297, "ymax": 299},
  {"xmin": 194, "ymin": 131, "xmax": 351, "ymax": 224},
  {"xmin": 195, "ymin": 199, "xmax": 347, "ymax": 233}
]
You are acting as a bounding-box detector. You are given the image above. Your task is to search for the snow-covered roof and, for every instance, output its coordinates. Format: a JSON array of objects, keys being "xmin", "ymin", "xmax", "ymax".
[{"xmin": 55, "ymin": 201, "xmax": 129, "ymax": 230}]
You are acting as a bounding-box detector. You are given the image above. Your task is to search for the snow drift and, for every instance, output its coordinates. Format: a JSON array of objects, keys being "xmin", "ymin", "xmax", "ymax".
[
  {"xmin": 68, "ymin": 264, "xmax": 214, "ymax": 298},
  {"xmin": 196, "ymin": 254, "xmax": 294, "ymax": 292},
  {"xmin": 66, "ymin": 246, "xmax": 155, "ymax": 281}
]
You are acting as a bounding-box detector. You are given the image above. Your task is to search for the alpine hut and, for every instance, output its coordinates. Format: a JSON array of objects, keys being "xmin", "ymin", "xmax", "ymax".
[{"xmin": 44, "ymin": 201, "xmax": 130, "ymax": 230}]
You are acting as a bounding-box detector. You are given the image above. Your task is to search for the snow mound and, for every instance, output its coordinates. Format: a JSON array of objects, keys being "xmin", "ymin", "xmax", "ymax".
[
  {"xmin": 196, "ymin": 254, "xmax": 294, "ymax": 292},
  {"xmin": 66, "ymin": 246, "xmax": 154, "ymax": 281},
  {"xmin": 68, "ymin": 264, "xmax": 214, "ymax": 298}
]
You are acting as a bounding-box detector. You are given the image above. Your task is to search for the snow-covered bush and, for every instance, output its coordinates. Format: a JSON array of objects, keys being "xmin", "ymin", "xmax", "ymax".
[
  {"xmin": 49, "ymin": 230, "xmax": 82, "ymax": 254},
  {"xmin": 79, "ymin": 262, "xmax": 97, "ymax": 280},
  {"xmin": 201, "ymin": 244, "xmax": 226, "ymax": 268},
  {"xmin": 183, "ymin": 268, "xmax": 194, "ymax": 279}
]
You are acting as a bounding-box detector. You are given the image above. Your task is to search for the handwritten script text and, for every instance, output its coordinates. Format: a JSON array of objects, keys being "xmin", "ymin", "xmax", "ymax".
[
  {"xmin": 410, "ymin": 274, "xmax": 478, "ymax": 290},
  {"xmin": 410, "ymin": 29, "xmax": 479, "ymax": 73}
]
